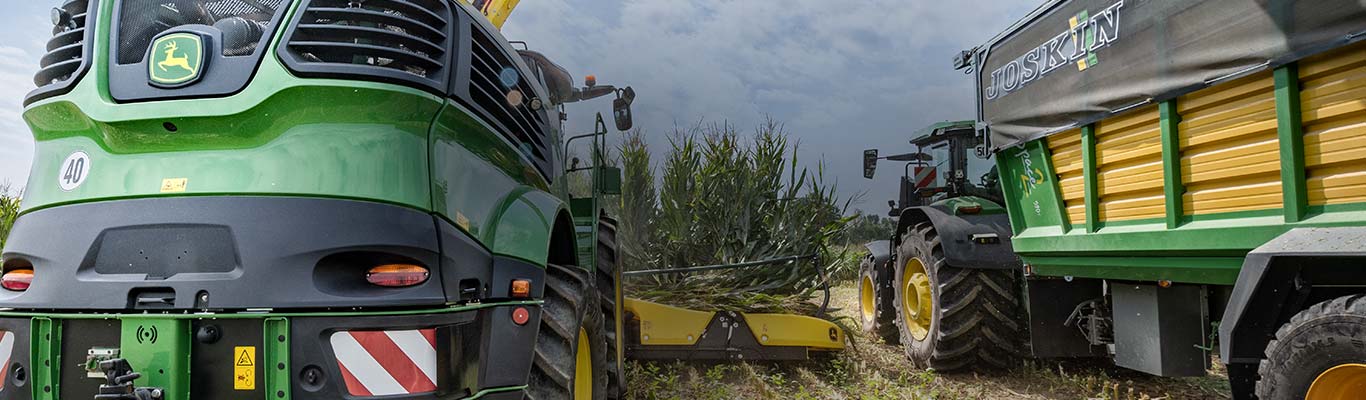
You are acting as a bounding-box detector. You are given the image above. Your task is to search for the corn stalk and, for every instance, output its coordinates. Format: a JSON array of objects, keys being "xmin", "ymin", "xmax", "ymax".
[
  {"xmin": 0, "ymin": 183, "xmax": 21, "ymax": 251},
  {"xmin": 617, "ymin": 118, "xmax": 854, "ymax": 311}
]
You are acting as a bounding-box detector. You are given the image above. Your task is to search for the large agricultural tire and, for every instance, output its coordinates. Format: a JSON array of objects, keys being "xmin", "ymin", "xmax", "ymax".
[
  {"xmin": 858, "ymin": 254, "xmax": 899, "ymax": 344},
  {"xmin": 595, "ymin": 217, "xmax": 626, "ymax": 399},
  {"xmin": 528, "ymin": 263, "xmax": 609, "ymax": 400},
  {"xmin": 892, "ymin": 221, "xmax": 1024, "ymax": 372},
  {"xmin": 1256, "ymin": 294, "xmax": 1366, "ymax": 400}
]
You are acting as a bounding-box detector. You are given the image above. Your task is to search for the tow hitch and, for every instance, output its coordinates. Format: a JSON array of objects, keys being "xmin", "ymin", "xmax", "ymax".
[{"xmin": 94, "ymin": 359, "xmax": 165, "ymax": 400}]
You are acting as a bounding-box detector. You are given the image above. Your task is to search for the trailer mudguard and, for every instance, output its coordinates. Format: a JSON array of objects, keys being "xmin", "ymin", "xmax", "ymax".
[
  {"xmin": 894, "ymin": 202, "xmax": 1018, "ymax": 270},
  {"xmin": 1219, "ymin": 227, "xmax": 1366, "ymax": 399}
]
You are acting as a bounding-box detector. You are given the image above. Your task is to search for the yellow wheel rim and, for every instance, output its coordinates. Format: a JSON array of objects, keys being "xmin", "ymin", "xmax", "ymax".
[
  {"xmin": 574, "ymin": 328, "xmax": 592, "ymax": 400},
  {"xmin": 901, "ymin": 257, "xmax": 933, "ymax": 341},
  {"xmin": 1307, "ymin": 363, "xmax": 1366, "ymax": 400},
  {"xmin": 860, "ymin": 274, "xmax": 876, "ymax": 323}
]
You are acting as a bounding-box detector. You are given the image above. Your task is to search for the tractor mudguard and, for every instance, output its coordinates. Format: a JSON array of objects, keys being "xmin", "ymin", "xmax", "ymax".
[
  {"xmin": 1218, "ymin": 227, "xmax": 1366, "ymax": 400},
  {"xmin": 894, "ymin": 205, "xmax": 1018, "ymax": 270},
  {"xmin": 863, "ymin": 240, "xmax": 891, "ymax": 266}
]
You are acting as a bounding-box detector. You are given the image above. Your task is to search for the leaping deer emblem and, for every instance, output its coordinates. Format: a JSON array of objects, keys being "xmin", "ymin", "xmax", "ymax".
[{"xmin": 157, "ymin": 41, "xmax": 192, "ymax": 72}]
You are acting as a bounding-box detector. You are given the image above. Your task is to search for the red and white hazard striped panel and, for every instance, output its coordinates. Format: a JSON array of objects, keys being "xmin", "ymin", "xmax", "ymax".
[
  {"xmin": 0, "ymin": 331, "xmax": 13, "ymax": 390},
  {"xmin": 330, "ymin": 329, "xmax": 438, "ymax": 396}
]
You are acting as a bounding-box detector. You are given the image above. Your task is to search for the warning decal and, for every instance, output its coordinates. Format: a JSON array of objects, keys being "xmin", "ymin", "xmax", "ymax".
[{"xmin": 234, "ymin": 346, "xmax": 256, "ymax": 390}]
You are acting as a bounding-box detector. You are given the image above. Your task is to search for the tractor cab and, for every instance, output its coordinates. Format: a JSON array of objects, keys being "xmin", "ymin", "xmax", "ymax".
[{"xmin": 864, "ymin": 121, "xmax": 1001, "ymax": 216}]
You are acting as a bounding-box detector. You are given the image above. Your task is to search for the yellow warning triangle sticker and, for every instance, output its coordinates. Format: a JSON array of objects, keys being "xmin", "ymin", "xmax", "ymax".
[{"xmin": 235, "ymin": 347, "xmax": 254, "ymax": 367}]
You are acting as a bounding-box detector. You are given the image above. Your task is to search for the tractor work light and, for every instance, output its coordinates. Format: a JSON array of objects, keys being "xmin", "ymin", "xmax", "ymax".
[
  {"xmin": 1, "ymin": 269, "xmax": 34, "ymax": 291},
  {"xmin": 365, "ymin": 264, "xmax": 430, "ymax": 288}
]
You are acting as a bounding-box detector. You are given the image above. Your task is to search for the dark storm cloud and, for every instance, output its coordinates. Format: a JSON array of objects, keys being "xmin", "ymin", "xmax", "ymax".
[{"xmin": 501, "ymin": 0, "xmax": 1039, "ymax": 214}]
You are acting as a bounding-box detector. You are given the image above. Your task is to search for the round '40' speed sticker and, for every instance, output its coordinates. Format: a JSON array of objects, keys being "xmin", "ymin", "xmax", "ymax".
[{"xmin": 57, "ymin": 151, "xmax": 90, "ymax": 191}]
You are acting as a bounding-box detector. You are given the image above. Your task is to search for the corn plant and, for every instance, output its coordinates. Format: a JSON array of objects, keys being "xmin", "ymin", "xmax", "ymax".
[
  {"xmin": 0, "ymin": 183, "xmax": 21, "ymax": 251},
  {"xmin": 617, "ymin": 118, "xmax": 854, "ymax": 310}
]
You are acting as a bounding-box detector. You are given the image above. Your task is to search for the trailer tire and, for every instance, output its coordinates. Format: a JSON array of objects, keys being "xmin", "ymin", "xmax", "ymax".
[
  {"xmin": 893, "ymin": 221, "xmax": 1023, "ymax": 371},
  {"xmin": 859, "ymin": 255, "xmax": 899, "ymax": 344},
  {"xmin": 528, "ymin": 263, "xmax": 609, "ymax": 400},
  {"xmin": 596, "ymin": 218, "xmax": 626, "ymax": 399},
  {"xmin": 1255, "ymin": 294, "xmax": 1366, "ymax": 400}
]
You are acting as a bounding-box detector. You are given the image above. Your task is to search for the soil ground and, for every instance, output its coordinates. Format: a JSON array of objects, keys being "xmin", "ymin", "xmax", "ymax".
[{"xmin": 624, "ymin": 284, "xmax": 1233, "ymax": 399}]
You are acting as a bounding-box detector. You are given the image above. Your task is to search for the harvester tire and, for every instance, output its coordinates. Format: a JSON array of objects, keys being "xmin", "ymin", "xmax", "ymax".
[
  {"xmin": 528, "ymin": 263, "xmax": 608, "ymax": 400},
  {"xmin": 1256, "ymin": 294, "xmax": 1366, "ymax": 400},
  {"xmin": 596, "ymin": 217, "xmax": 626, "ymax": 399},
  {"xmin": 859, "ymin": 254, "xmax": 899, "ymax": 344},
  {"xmin": 893, "ymin": 221, "xmax": 1024, "ymax": 372}
]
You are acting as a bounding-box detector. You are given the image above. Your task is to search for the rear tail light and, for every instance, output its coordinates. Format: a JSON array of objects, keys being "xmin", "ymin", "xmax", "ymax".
[
  {"xmin": 2, "ymin": 269, "xmax": 33, "ymax": 291},
  {"xmin": 365, "ymin": 264, "xmax": 429, "ymax": 288}
]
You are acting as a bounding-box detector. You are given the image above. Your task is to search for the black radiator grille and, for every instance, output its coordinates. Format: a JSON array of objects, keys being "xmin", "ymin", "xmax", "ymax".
[
  {"xmin": 281, "ymin": 0, "xmax": 451, "ymax": 91},
  {"xmin": 27, "ymin": 0, "xmax": 97, "ymax": 105},
  {"xmin": 468, "ymin": 24, "xmax": 548, "ymax": 168}
]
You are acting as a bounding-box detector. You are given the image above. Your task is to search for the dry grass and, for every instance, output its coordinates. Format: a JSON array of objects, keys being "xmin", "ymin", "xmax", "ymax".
[{"xmin": 625, "ymin": 284, "xmax": 1232, "ymax": 400}]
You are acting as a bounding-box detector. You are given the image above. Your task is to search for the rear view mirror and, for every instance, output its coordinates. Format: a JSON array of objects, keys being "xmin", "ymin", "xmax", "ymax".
[
  {"xmin": 613, "ymin": 87, "xmax": 635, "ymax": 131},
  {"xmin": 863, "ymin": 149, "xmax": 878, "ymax": 179}
]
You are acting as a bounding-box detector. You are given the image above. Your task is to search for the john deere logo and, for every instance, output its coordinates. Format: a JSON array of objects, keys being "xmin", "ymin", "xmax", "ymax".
[{"xmin": 149, "ymin": 33, "xmax": 204, "ymax": 87}]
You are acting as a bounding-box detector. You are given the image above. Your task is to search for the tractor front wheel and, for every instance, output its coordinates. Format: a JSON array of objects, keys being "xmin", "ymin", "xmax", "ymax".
[
  {"xmin": 1256, "ymin": 294, "xmax": 1366, "ymax": 400},
  {"xmin": 859, "ymin": 254, "xmax": 899, "ymax": 343},
  {"xmin": 528, "ymin": 263, "xmax": 608, "ymax": 400},
  {"xmin": 893, "ymin": 221, "xmax": 1023, "ymax": 371}
]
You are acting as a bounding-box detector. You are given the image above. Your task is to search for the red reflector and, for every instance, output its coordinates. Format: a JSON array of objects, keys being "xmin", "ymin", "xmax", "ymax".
[
  {"xmin": 366, "ymin": 264, "xmax": 429, "ymax": 288},
  {"xmin": 957, "ymin": 205, "xmax": 982, "ymax": 214},
  {"xmin": 1, "ymin": 269, "xmax": 32, "ymax": 291},
  {"xmin": 512, "ymin": 307, "xmax": 530, "ymax": 325}
]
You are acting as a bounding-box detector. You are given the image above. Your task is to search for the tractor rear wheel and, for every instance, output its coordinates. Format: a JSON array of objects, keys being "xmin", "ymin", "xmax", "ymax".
[
  {"xmin": 1256, "ymin": 294, "xmax": 1366, "ymax": 400},
  {"xmin": 859, "ymin": 254, "xmax": 899, "ymax": 343},
  {"xmin": 528, "ymin": 263, "xmax": 608, "ymax": 400},
  {"xmin": 893, "ymin": 221, "xmax": 1023, "ymax": 371},
  {"xmin": 595, "ymin": 218, "xmax": 626, "ymax": 399}
]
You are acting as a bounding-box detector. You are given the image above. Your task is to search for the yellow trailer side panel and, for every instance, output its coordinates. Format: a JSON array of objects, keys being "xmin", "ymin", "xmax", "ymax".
[
  {"xmin": 1178, "ymin": 71, "xmax": 1283, "ymax": 215},
  {"xmin": 1301, "ymin": 43, "xmax": 1366, "ymax": 206},
  {"xmin": 1096, "ymin": 105, "xmax": 1165, "ymax": 221},
  {"xmin": 1048, "ymin": 128, "xmax": 1085, "ymax": 225}
]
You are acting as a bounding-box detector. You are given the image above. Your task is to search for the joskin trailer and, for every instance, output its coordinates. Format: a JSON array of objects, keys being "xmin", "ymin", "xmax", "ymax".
[
  {"xmin": 2, "ymin": 1, "xmax": 841, "ymax": 399},
  {"xmin": 955, "ymin": 0, "xmax": 1366, "ymax": 398},
  {"xmin": 857, "ymin": 121, "xmax": 1023, "ymax": 371}
]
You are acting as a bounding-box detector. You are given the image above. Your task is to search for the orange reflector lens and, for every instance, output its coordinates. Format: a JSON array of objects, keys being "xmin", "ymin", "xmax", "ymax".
[
  {"xmin": 2, "ymin": 269, "xmax": 33, "ymax": 291},
  {"xmin": 512, "ymin": 307, "xmax": 530, "ymax": 325},
  {"xmin": 365, "ymin": 264, "xmax": 429, "ymax": 287},
  {"xmin": 510, "ymin": 279, "xmax": 531, "ymax": 298},
  {"xmin": 957, "ymin": 205, "xmax": 983, "ymax": 214}
]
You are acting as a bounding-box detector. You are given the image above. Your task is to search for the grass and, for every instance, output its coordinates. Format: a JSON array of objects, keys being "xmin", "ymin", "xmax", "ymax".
[{"xmin": 625, "ymin": 283, "xmax": 1233, "ymax": 400}]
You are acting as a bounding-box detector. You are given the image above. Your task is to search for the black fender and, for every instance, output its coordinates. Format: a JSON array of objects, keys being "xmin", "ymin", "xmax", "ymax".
[
  {"xmin": 862, "ymin": 240, "xmax": 891, "ymax": 267},
  {"xmin": 1218, "ymin": 227, "xmax": 1366, "ymax": 400},
  {"xmin": 893, "ymin": 205, "xmax": 1018, "ymax": 270}
]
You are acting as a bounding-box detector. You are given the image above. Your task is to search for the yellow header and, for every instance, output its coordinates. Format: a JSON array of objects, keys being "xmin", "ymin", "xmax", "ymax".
[{"xmin": 468, "ymin": 0, "xmax": 521, "ymax": 29}]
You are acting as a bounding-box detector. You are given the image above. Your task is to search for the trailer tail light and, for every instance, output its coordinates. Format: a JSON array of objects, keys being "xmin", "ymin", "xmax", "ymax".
[
  {"xmin": 365, "ymin": 264, "xmax": 429, "ymax": 288},
  {"xmin": 1, "ymin": 269, "xmax": 33, "ymax": 291},
  {"xmin": 330, "ymin": 329, "xmax": 438, "ymax": 396}
]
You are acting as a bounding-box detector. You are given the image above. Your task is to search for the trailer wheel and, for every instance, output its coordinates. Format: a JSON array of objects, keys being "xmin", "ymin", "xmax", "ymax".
[
  {"xmin": 596, "ymin": 218, "xmax": 626, "ymax": 399},
  {"xmin": 528, "ymin": 263, "xmax": 608, "ymax": 400},
  {"xmin": 893, "ymin": 221, "xmax": 1023, "ymax": 371},
  {"xmin": 1256, "ymin": 294, "xmax": 1366, "ymax": 400},
  {"xmin": 859, "ymin": 254, "xmax": 899, "ymax": 343}
]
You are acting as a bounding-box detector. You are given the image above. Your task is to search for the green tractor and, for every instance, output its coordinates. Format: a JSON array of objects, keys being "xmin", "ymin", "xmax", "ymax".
[
  {"xmin": 5, "ymin": 0, "xmax": 635, "ymax": 399},
  {"xmin": 859, "ymin": 121, "xmax": 1023, "ymax": 370}
]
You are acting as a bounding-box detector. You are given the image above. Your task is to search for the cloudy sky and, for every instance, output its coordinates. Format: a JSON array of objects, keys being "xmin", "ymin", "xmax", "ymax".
[{"xmin": 0, "ymin": 0, "xmax": 1037, "ymax": 213}]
